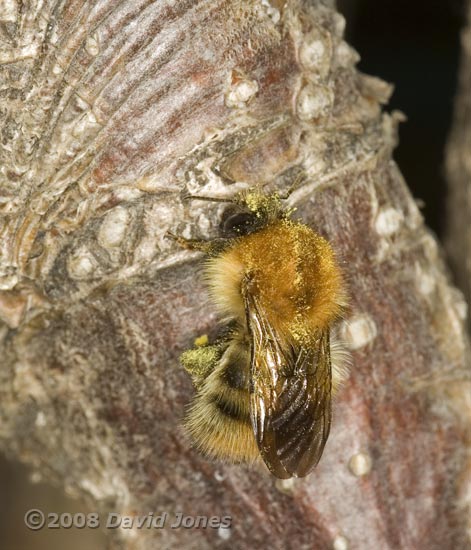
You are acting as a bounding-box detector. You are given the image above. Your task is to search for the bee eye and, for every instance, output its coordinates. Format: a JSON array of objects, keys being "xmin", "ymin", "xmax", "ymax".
[{"xmin": 220, "ymin": 208, "xmax": 261, "ymax": 237}]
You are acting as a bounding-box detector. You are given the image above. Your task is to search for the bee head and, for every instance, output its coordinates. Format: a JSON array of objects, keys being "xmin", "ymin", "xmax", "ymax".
[
  {"xmin": 219, "ymin": 205, "xmax": 263, "ymax": 237},
  {"xmin": 220, "ymin": 192, "xmax": 285, "ymax": 237}
]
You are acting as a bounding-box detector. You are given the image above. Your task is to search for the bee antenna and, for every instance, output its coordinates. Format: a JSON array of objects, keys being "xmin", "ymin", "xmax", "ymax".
[
  {"xmin": 277, "ymin": 172, "xmax": 307, "ymax": 200},
  {"xmin": 181, "ymin": 192, "xmax": 237, "ymax": 204}
]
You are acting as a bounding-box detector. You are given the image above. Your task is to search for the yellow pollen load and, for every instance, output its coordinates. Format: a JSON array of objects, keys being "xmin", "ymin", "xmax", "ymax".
[{"xmin": 206, "ymin": 218, "xmax": 345, "ymax": 345}]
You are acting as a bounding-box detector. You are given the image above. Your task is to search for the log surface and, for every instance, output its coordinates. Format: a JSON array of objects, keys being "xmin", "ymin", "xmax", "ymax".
[
  {"xmin": 446, "ymin": 1, "xmax": 471, "ymax": 328},
  {"xmin": 0, "ymin": 1, "xmax": 470, "ymax": 549}
]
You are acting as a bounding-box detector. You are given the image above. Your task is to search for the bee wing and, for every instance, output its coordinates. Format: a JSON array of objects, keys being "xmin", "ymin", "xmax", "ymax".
[{"xmin": 244, "ymin": 290, "xmax": 332, "ymax": 479}]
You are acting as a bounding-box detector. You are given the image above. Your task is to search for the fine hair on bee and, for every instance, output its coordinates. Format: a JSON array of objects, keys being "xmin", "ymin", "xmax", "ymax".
[{"xmin": 170, "ymin": 188, "xmax": 350, "ymax": 479}]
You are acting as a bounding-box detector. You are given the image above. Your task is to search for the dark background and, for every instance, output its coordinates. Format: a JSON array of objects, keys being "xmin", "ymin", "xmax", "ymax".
[{"xmin": 337, "ymin": 0, "xmax": 465, "ymax": 239}]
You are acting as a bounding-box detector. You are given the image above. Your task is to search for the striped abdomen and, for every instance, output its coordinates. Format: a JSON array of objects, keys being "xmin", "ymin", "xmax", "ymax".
[{"xmin": 184, "ymin": 335, "xmax": 260, "ymax": 463}]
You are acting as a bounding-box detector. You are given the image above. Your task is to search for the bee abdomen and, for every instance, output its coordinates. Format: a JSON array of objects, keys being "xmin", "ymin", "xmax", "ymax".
[
  {"xmin": 210, "ymin": 393, "xmax": 251, "ymax": 423},
  {"xmin": 184, "ymin": 340, "xmax": 259, "ymax": 463},
  {"xmin": 220, "ymin": 358, "xmax": 250, "ymax": 390},
  {"xmin": 185, "ymin": 390, "xmax": 258, "ymax": 463}
]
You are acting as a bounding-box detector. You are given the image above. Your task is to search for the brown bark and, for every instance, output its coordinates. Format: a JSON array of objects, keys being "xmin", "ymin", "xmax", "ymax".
[
  {"xmin": 0, "ymin": 1, "xmax": 470, "ymax": 549},
  {"xmin": 446, "ymin": 1, "xmax": 471, "ymax": 328}
]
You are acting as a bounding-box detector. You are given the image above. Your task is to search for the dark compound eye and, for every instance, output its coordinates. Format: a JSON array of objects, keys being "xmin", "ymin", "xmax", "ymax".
[{"xmin": 220, "ymin": 206, "xmax": 261, "ymax": 237}]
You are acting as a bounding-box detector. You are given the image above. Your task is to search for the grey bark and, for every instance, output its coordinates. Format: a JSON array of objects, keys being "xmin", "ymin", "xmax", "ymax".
[
  {"xmin": 446, "ymin": 1, "xmax": 471, "ymax": 329},
  {"xmin": 0, "ymin": 1, "xmax": 470, "ymax": 549}
]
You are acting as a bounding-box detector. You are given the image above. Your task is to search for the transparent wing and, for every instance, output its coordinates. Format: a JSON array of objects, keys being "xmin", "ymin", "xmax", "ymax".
[{"xmin": 244, "ymin": 289, "xmax": 332, "ymax": 479}]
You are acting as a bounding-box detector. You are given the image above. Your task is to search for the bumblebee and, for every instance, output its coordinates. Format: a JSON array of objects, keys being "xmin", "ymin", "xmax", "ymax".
[{"xmin": 170, "ymin": 190, "xmax": 349, "ymax": 479}]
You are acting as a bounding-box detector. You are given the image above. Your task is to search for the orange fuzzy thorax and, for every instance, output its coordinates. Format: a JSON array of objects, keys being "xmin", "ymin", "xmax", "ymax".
[{"xmin": 205, "ymin": 219, "xmax": 345, "ymax": 345}]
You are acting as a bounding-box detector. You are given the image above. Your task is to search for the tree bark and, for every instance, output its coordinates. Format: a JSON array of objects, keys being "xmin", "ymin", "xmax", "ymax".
[
  {"xmin": 446, "ymin": 0, "xmax": 471, "ymax": 330},
  {"xmin": 0, "ymin": 1, "xmax": 470, "ymax": 549}
]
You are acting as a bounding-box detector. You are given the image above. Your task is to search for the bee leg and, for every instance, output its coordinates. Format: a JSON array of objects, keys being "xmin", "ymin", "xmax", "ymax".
[
  {"xmin": 165, "ymin": 231, "xmax": 214, "ymax": 252},
  {"xmin": 180, "ymin": 343, "xmax": 226, "ymax": 389},
  {"xmin": 166, "ymin": 231, "xmax": 231, "ymax": 256}
]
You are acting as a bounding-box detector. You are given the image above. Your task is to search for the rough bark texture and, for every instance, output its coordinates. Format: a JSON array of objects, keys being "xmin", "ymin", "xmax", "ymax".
[
  {"xmin": 446, "ymin": 1, "xmax": 471, "ymax": 328},
  {"xmin": 0, "ymin": 1, "xmax": 470, "ymax": 549}
]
